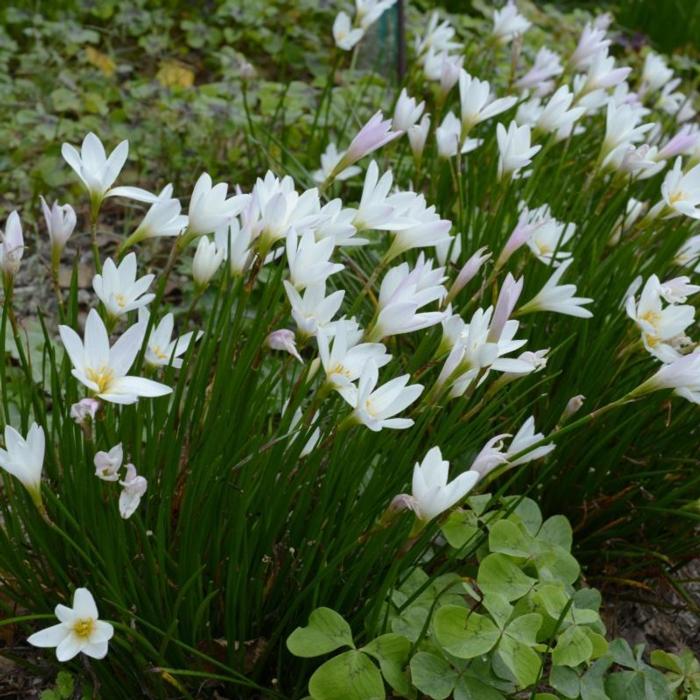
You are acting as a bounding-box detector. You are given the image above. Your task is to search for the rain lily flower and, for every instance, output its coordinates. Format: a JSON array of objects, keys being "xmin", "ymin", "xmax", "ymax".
[
  {"xmin": 659, "ymin": 158, "xmax": 700, "ymax": 219},
  {"xmin": 94, "ymin": 444, "xmax": 123, "ymax": 482},
  {"xmin": 518, "ymin": 259, "xmax": 593, "ymax": 317},
  {"xmin": 436, "ymin": 112, "xmax": 482, "ymax": 158},
  {"xmin": 350, "ymin": 162, "xmax": 413, "ymax": 232},
  {"xmin": 366, "ymin": 255, "xmax": 446, "ymax": 341},
  {"xmin": 435, "ymin": 235, "xmax": 462, "ymax": 267},
  {"xmin": 641, "ymin": 52, "xmax": 674, "ymax": 95},
  {"xmin": 0, "ymin": 211, "xmax": 24, "ymax": 278},
  {"xmin": 40, "ymin": 197, "xmax": 76, "ymax": 266},
  {"xmin": 407, "ymin": 447, "xmax": 479, "ymax": 521},
  {"xmin": 139, "ymin": 308, "xmax": 200, "ymax": 369},
  {"xmin": 0, "ymin": 423, "xmax": 45, "ymax": 508},
  {"xmin": 186, "ymin": 173, "xmax": 249, "ymax": 238},
  {"xmin": 675, "ymin": 234, "xmax": 700, "ymax": 270},
  {"xmin": 312, "ymin": 143, "xmax": 361, "ymax": 184},
  {"xmin": 446, "ymin": 247, "xmax": 491, "ymax": 303},
  {"xmin": 315, "ymin": 199, "xmax": 363, "ymax": 247},
  {"xmin": 415, "ymin": 12, "xmax": 460, "ymax": 56},
  {"xmin": 495, "ymin": 207, "xmax": 544, "ymax": 269},
  {"xmin": 333, "ymin": 112, "xmax": 402, "ymax": 176},
  {"xmin": 534, "ymin": 86, "xmax": 585, "ymax": 137},
  {"xmin": 600, "ymin": 101, "xmax": 655, "ymax": 168},
  {"xmin": 496, "ymin": 121, "xmax": 541, "ymax": 179},
  {"xmin": 70, "ymin": 398, "xmax": 100, "ymax": 426},
  {"xmin": 266, "ymin": 329, "xmax": 302, "ymax": 363},
  {"xmin": 192, "ymin": 237, "xmax": 224, "ymax": 289},
  {"xmin": 121, "ymin": 185, "xmax": 188, "ymax": 250},
  {"xmin": 492, "ymin": 1, "xmax": 531, "ymax": 44},
  {"xmin": 342, "ymin": 360, "xmax": 423, "ymax": 431},
  {"xmin": 506, "ymin": 417, "xmax": 555, "ymax": 465},
  {"xmin": 489, "ymin": 274, "xmax": 523, "ymax": 343},
  {"xmin": 355, "ymin": 0, "xmax": 396, "ymax": 31},
  {"xmin": 333, "ymin": 11, "xmax": 364, "ymax": 51},
  {"xmin": 286, "ymin": 228, "xmax": 343, "ymax": 290},
  {"xmin": 421, "ymin": 50, "xmax": 463, "ymax": 96},
  {"xmin": 27, "ymin": 588, "xmax": 114, "ymax": 662},
  {"xmin": 576, "ymin": 50, "xmax": 631, "ymax": 97},
  {"xmin": 569, "ymin": 22, "xmax": 610, "ymax": 71},
  {"xmin": 527, "ymin": 216, "xmax": 576, "ymax": 267},
  {"xmin": 119, "ymin": 463, "xmax": 147, "ymax": 519},
  {"xmin": 408, "ymin": 114, "xmax": 431, "ymax": 161},
  {"xmin": 215, "ymin": 219, "xmax": 254, "ymax": 276},
  {"xmin": 93, "ymin": 253, "xmax": 155, "ymax": 320},
  {"xmin": 59, "ymin": 309, "xmax": 172, "ymax": 404},
  {"xmin": 459, "ymin": 72, "xmax": 517, "ymax": 134},
  {"xmin": 61, "ymin": 133, "xmax": 129, "ymax": 215},
  {"xmin": 656, "ymin": 126, "xmax": 700, "ymax": 161},
  {"xmin": 470, "ymin": 435, "xmax": 510, "ymax": 479},
  {"xmin": 317, "ymin": 325, "xmax": 390, "ymax": 397},
  {"xmin": 284, "ymin": 282, "xmax": 345, "ymax": 338},
  {"xmin": 632, "ymin": 349, "xmax": 700, "ymax": 404},
  {"xmin": 392, "ymin": 89, "xmax": 426, "ymax": 132},
  {"xmin": 516, "ymin": 47, "xmax": 563, "ymax": 94},
  {"xmin": 659, "ymin": 276, "xmax": 700, "ymax": 304}
]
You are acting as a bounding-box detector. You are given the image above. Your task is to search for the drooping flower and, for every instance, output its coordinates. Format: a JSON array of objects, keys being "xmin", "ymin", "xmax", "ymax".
[
  {"xmin": 139, "ymin": 308, "xmax": 200, "ymax": 369},
  {"xmin": 192, "ymin": 236, "xmax": 224, "ymax": 289},
  {"xmin": 70, "ymin": 398, "xmax": 100, "ymax": 426},
  {"xmin": 518, "ymin": 259, "xmax": 593, "ymax": 317},
  {"xmin": 40, "ymin": 197, "xmax": 76, "ymax": 265},
  {"xmin": 28, "ymin": 588, "xmax": 114, "ymax": 662},
  {"xmin": 0, "ymin": 211, "xmax": 24, "ymax": 278},
  {"xmin": 119, "ymin": 463, "xmax": 147, "ymax": 519},
  {"xmin": 187, "ymin": 173, "xmax": 249, "ymax": 237},
  {"xmin": 0, "ymin": 423, "xmax": 45, "ymax": 507},
  {"xmin": 59, "ymin": 309, "xmax": 172, "ymax": 404},
  {"xmin": 266, "ymin": 329, "xmax": 302, "ymax": 363},
  {"xmin": 94, "ymin": 444, "xmax": 123, "ymax": 482},
  {"xmin": 92, "ymin": 253, "xmax": 155, "ymax": 319}
]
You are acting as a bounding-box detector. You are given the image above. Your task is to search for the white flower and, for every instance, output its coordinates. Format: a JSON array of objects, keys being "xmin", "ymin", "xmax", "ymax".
[
  {"xmin": 446, "ymin": 246, "xmax": 491, "ymax": 303},
  {"xmin": 343, "ymin": 360, "xmax": 423, "ymax": 431},
  {"xmin": 215, "ymin": 218, "xmax": 254, "ymax": 276},
  {"xmin": 535, "ymin": 86, "xmax": 585, "ymax": 137},
  {"xmin": 27, "ymin": 588, "xmax": 114, "ymax": 662},
  {"xmin": 267, "ymin": 329, "xmax": 302, "ymax": 362},
  {"xmin": 576, "ymin": 50, "xmax": 631, "ymax": 96},
  {"xmin": 333, "ymin": 11, "xmax": 364, "ymax": 51},
  {"xmin": 519, "ymin": 259, "xmax": 593, "ymax": 317},
  {"xmin": 600, "ymin": 101, "xmax": 656, "ymax": 167},
  {"xmin": 642, "ymin": 52, "xmax": 674, "ymax": 94},
  {"xmin": 676, "ymin": 234, "xmax": 700, "ymax": 269},
  {"xmin": 61, "ymin": 132, "xmax": 129, "ymax": 207},
  {"xmin": 660, "ymin": 158, "xmax": 700, "ymax": 219},
  {"xmin": 126, "ymin": 185, "xmax": 188, "ymax": 246},
  {"xmin": 355, "ymin": 0, "xmax": 396, "ymax": 30},
  {"xmin": 94, "ymin": 444, "xmax": 123, "ymax": 482},
  {"xmin": 350, "ymin": 161, "xmax": 413, "ymax": 232},
  {"xmin": 192, "ymin": 237, "xmax": 224, "ymax": 288},
  {"xmin": 0, "ymin": 423, "xmax": 44, "ymax": 506},
  {"xmin": 527, "ymin": 216, "xmax": 576, "ymax": 266},
  {"xmin": 632, "ymin": 349, "xmax": 700, "ymax": 404},
  {"xmin": 385, "ymin": 195, "xmax": 451, "ymax": 262},
  {"xmin": 187, "ymin": 173, "xmax": 249, "ymax": 237},
  {"xmin": 421, "ymin": 50, "xmax": 463, "ymax": 94},
  {"xmin": 492, "ymin": 1, "xmax": 530, "ymax": 44},
  {"xmin": 317, "ymin": 325, "xmax": 390, "ymax": 397},
  {"xmin": 409, "ymin": 447, "xmax": 479, "ymax": 521},
  {"xmin": 367, "ymin": 255, "xmax": 446, "ymax": 341},
  {"xmin": 92, "ymin": 253, "xmax": 155, "ymax": 319},
  {"xmin": 393, "ymin": 89, "xmax": 426, "ymax": 132},
  {"xmin": 40, "ymin": 197, "xmax": 76, "ymax": 260},
  {"xmin": 408, "ymin": 114, "xmax": 431, "ymax": 160},
  {"xmin": 660, "ymin": 276, "xmax": 700, "ymax": 304},
  {"xmin": 435, "ymin": 112, "xmax": 482, "ymax": 159},
  {"xmin": 506, "ymin": 417, "xmax": 555, "ymax": 465},
  {"xmin": 312, "ymin": 143, "xmax": 361, "ymax": 184},
  {"xmin": 139, "ymin": 308, "xmax": 200, "ymax": 369},
  {"xmin": 286, "ymin": 228, "xmax": 343, "ymax": 290},
  {"xmin": 496, "ymin": 121, "xmax": 541, "ymax": 179},
  {"xmin": 0, "ymin": 211, "xmax": 24, "ymax": 277},
  {"xmin": 70, "ymin": 398, "xmax": 100, "ymax": 426},
  {"xmin": 284, "ymin": 282, "xmax": 345, "ymax": 339},
  {"xmin": 119, "ymin": 463, "xmax": 147, "ymax": 519},
  {"xmin": 569, "ymin": 23, "xmax": 610, "ymax": 71},
  {"xmin": 337, "ymin": 111, "xmax": 402, "ymax": 173},
  {"xmin": 315, "ymin": 199, "xmax": 364, "ymax": 247},
  {"xmin": 516, "ymin": 48, "xmax": 563, "ymax": 94},
  {"xmin": 59, "ymin": 309, "xmax": 172, "ymax": 404},
  {"xmin": 470, "ymin": 435, "xmax": 509, "ymax": 479},
  {"xmin": 415, "ymin": 12, "xmax": 460, "ymax": 56},
  {"xmin": 459, "ymin": 72, "xmax": 517, "ymax": 133}
]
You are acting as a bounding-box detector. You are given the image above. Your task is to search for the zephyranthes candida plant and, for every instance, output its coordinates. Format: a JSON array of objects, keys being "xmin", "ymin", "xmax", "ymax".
[{"xmin": 1, "ymin": 0, "xmax": 699, "ymax": 696}]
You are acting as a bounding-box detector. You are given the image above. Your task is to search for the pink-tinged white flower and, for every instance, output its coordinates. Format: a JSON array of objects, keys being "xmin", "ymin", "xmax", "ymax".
[
  {"xmin": 459, "ymin": 71, "xmax": 517, "ymax": 133},
  {"xmin": 660, "ymin": 276, "xmax": 700, "ymax": 304},
  {"xmin": 489, "ymin": 274, "xmax": 523, "ymax": 343},
  {"xmin": 516, "ymin": 47, "xmax": 563, "ymax": 94},
  {"xmin": 94, "ymin": 444, "xmax": 123, "ymax": 482},
  {"xmin": 393, "ymin": 89, "xmax": 426, "ymax": 132},
  {"xmin": 575, "ymin": 50, "xmax": 631, "ymax": 97},
  {"xmin": 317, "ymin": 325, "xmax": 390, "ymax": 397},
  {"xmin": 342, "ymin": 360, "xmax": 423, "ymax": 431},
  {"xmin": 139, "ymin": 308, "xmax": 200, "ymax": 369},
  {"xmin": 355, "ymin": 0, "xmax": 396, "ymax": 30},
  {"xmin": 124, "ymin": 185, "xmax": 188, "ymax": 248},
  {"xmin": 187, "ymin": 173, "xmax": 249, "ymax": 237},
  {"xmin": 92, "ymin": 253, "xmax": 155, "ymax": 320},
  {"xmin": 506, "ymin": 417, "xmax": 554, "ymax": 465},
  {"xmin": 519, "ymin": 258, "xmax": 593, "ymax": 318},
  {"xmin": 192, "ymin": 236, "xmax": 224, "ymax": 289},
  {"xmin": 607, "ymin": 144, "xmax": 663, "ymax": 179},
  {"xmin": 470, "ymin": 435, "xmax": 510, "ymax": 479},
  {"xmin": 312, "ymin": 143, "xmax": 362, "ymax": 184},
  {"xmin": 70, "ymin": 398, "xmax": 100, "ymax": 426},
  {"xmin": 286, "ymin": 228, "xmax": 343, "ymax": 290},
  {"xmin": 535, "ymin": 86, "xmax": 585, "ymax": 137},
  {"xmin": 333, "ymin": 11, "xmax": 364, "ymax": 51},
  {"xmin": 40, "ymin": 197, "xmax": 76, "ymax": 262},
  {"xmin": 527, "ymin": 215, "xmax": 576, "ymax": 267},
  {"xmin": 267, "ymin": 329, "xmax": 302, "ymax": 363},
  {"xmin": 284, "ymin": 282, "xmax": 345, "ymax": 339},
  {"xmin": 0, "ymin": 423, "xmax": 44, "ymax": 507},
  {"xmin": 563, "ymin": 395, "xmax": 585, "ymax": 420},
  {"xmin": 626, "ymin": 275, "xmax": 695, "ymax": 362},
  {"xmin": 334, "ymin": 111, "xmax": 402, "ymax": 176},
  {"xmin": 496, "ymin": 121, "xmax": 541, "ymax": 179},
  {"xmin": 641, "ymin": 52, "xmax": 674, "ymax": 95},
  {"xmin": 600, "ymin": 101, "xmax": 656, "ymax": 167},
  {"xmin": 61, "ymin": 133, "xmax": 129, "ymax": 209},
  {"xmin": 27, "ymin": 588, "xmax": 114, "ymax": 662},
  {"xmin": 215, "ymin": 218, "xmax": 254, "ymax": 276},
  {"xmin": 415, "ymin": 13, "xmax": 460, "ymax": 56},
  {"xmin": 0, "ymin": 211, "xmax": 24, "ymax": 277},
  {"xmin": 569, "ymin": 23, "xmax": 610, "ymax": 71},
  {"xmin": 492, "ymin": 1, "xmax": 531, "ymax": 44},
  {"xmin": 59, "ymin": 309, "xmax": 172, "ymax": 405},
  {"xmin": 656, "ymin": 126, "xmax": 700, "ymax": 161},
  {"xmin": 408, "ymin": 114, "xmax": 431, "ymax": 161},
  {"xmin": 495, "ymin": 206, "xmax": 544, "ymax": 269},
  {"xmin": 367, "ymin": 255, "xmax": 446, "ymax": 341},
  {"xmin": 119, "ymin": 463, "xmax": 147, "ymax": 519},
  {"xmin": 632, "ymin": 349, "xmax": 700, "ymax": 404},
  {"xmin": 659, "ymin": 158, "xmax": 700, "ymax": 219},
  {"xmin": 446, "ymin": 247, "xmax": 491, "ymax": 303},
  {"xmin": 407, "ymin": 446, "xmax": 479, "ymax": 521}
]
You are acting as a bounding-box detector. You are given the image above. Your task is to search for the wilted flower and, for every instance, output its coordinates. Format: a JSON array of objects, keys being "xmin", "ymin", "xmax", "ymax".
[
  {"xmin": 518, "ymin": 258, "xmax": 593, "ymax": 317},
  {"xmin": 0, "ymin": 423, "xmax": 44, "ymax": 507},
  {"xmin": 192, "ymin": 237, "xmax": 224, "ymax": 289},
  {"xmin": 333, "ymin": 11, "xmax": 364, "ymax": 51},
  {"xmin": 27, "ymin": 588, "xmax": 114, "ymax": 662},
  {"xmin": 40, "ymin": 197, "xmax": 76, "ymax": 266},
  {"xmin": 92, "ymin": 253, "xmax": 155, "ymax": 319},
  {"xmin": 496, "ymin": 121, "xmax": 541, "ymax": 179},
  {"xmin": 94, "ymin": 443, "xmax": 123, "ymax": 482},
  {"xmin": 119, "ymin": 463, "xmax": 147, "ymax": 519},
  {"xmin": 266, "ymin": 329, "xmax": 302, "ymax": 363},
  {"xmin": 70, "ymin": 398, "xmax": 100, "ymax": 426}
]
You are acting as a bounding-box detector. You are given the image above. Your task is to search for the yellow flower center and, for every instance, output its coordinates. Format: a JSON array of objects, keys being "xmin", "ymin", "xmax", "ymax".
[
  {"xmin": 114, "ymin": 293, "xmax": 128, "ymax": 308},
  {"xmin": 86, "ymin": 366, "xmax": 115, "ymax": 394},
  {"xmin": 72, "ymin": 618, "xmax": 95, "ymax": 640},
  {"xmin": 640, "ymin": 310, "xmax": 661, "ymax": 328},
  {"xmin": 152, "ymin": 345, "xmax": 168, "ymax": 361},
  {"xmin": 537, "ymin": 242, "xmax": 551, "ymax": 255},
  {"xmin": 329, "ymin": 363, "xmax": 352, "ymax": 379},
  {"xmin": 669, "ymin": 191, "xmax": 685, "ymax": 206}
]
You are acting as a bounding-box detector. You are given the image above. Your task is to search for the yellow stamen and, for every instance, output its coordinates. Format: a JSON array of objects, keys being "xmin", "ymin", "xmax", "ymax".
[
  {"xmin": 72, "ymin": 618, "xmax": 95, "ymax": 639},
  {"xmin": 86, "ymin": 366, "xmax": 115, "ymax": 394}
]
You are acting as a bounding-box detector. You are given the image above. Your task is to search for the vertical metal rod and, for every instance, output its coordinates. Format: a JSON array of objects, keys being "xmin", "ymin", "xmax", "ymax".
[{"xmin": 397, "ymin": 0, "xmax": 406, "ymax": 81}]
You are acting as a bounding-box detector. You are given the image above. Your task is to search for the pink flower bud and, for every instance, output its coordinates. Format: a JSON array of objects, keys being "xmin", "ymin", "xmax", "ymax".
[
  {"xmin": 266, "ymin": 329, "xmax": 302, "ymax": 362},
  {"xmin": 446, "ymin": 247, "xmax": 491, "ymax": 303},
  {"xmin": 70, "ymin": 398, "xmax": 100, "ymax": 425}
]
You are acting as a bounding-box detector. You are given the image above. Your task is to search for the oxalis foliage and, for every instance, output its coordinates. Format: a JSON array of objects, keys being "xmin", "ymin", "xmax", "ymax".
[{"xmin": 0, "ymin": 0, "xmax": 699, "ymax": 698}]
